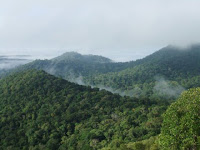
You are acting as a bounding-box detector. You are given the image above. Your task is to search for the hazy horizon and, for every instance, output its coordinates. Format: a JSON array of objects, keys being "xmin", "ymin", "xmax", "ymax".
[
  {"xmin": 1, "ymin": 0, "xmax": 200, "ymax": 61},
  {"xmin": 0, "ymin": 46, "xmax": 163, "ymax": 62}
]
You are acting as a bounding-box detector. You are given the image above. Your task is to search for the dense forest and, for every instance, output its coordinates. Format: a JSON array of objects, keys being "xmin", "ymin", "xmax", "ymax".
[
  {"xmin": 0, "ymin": 70, "xmax": 169, "ymax": 150},
  {"xmin": 1, "ymin": 70, "xmax": 199, "ymax": 149},
  {"xmin": 3, "ymin": 45, "xmax": 200, "ymax": 100},
  {"xmin": 1, "ymin": 46, "xmax": 200, "ymax": 149},
  {"xmin": 3, "ymin": 52, "xmax": 136, "ymax": 82},
  {"xmin": 85, "ymin": 45, "xmax": 200, "ymax": 98},
  {"xmin": 1, "ymin": 0, "xmax": 200, "ymax": 149}
]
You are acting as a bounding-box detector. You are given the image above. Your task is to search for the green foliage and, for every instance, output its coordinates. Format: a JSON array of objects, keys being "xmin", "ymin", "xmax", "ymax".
[
  {"xmin": 85, "ymin": 45, "xmax": 200, "ymax": 98},
  {"xmin": 6, "ymin": 52, "xmax": 135, "ymax": 82},
  {"xmin": 1, "ymin": 46, "xmax": 200, "ymax": 149},
  {"xmin": 3, "ymin": 45, "xmax": 200, "ymax": 100},
  {"xmin": 122, "ymin": 136, "xmax": 160, "ymax": 150},
  {"xmin": 0, "ymin": 70, "xmax": 168, "ymax": 149},
  {"xmin": 159, "ymin": 88, "xmax": 200, "ymax": 150}
]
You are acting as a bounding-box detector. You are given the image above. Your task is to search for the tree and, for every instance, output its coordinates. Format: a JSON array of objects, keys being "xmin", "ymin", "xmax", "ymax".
[{"xmin": 159, "ymin": 88, "xmax": 200, "ymax": 150}]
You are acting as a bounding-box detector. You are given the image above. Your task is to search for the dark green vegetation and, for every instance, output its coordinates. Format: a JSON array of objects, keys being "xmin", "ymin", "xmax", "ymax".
[
  {"xmin": 5, "ymin": 45, "xmax": 200, "ymax": 99},
  {"xmin": 10, "ymin": 52, "xmax": 135, "ymax": 83},
  {"xmin": 120, "ymin": 87, "xmax": 200, "ymax": 150},
  {"xmin": 85, "ymin": 45, "xmax": 200, "ymax": 98},
  {"xmin": 0, "ymin": 70, "xmax": 168, "ymax": 150},
  {"xmin": 1, "ymin": 46, "xmax": 200, "ymax": 149}
]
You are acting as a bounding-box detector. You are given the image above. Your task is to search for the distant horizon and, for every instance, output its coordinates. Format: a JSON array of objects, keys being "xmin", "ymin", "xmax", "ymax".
[
  {"xmin": 0, "ymin": 46, "xmax": 164, "ymax": 62},
  {"xmin": 1, "ymin": 43, "xmax": 200, "ymax": 63}
]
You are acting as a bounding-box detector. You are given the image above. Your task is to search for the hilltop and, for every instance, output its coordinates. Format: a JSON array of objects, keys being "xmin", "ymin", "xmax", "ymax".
[
  {"xmin": 2, "ymin": 45, "xmax": 200, "ymax": 98},
  {"xmin": 85, "ymin": 45, "xmax": 200, "ymax": 98}
]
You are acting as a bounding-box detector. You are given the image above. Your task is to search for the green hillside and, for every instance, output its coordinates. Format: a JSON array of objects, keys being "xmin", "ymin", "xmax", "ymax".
[
  {"xmin": 52, "ymin": 52, "xmax": 112, "ymax": 63},
  {"xmin": 9, "ymin": 52, "xmax": 135, "ymax": 83},
  {"xmin": 0, "ymin": 70, "xmax": 168, "ymax": 150},
  {"xmin": 2, "ymin": 45, "xmax": 200, "ymax": 99},
  {"xmin": 85, "ymin": 45, "xmax": 200, "ymax": 98},
  {"xmin": 159, "ymin": 87, "xmax": 200, "ymax": 149}
]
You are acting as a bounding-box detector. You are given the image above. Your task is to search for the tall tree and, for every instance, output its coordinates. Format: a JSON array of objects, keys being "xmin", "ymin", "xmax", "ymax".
[{"xmin": 159, "ymin": 88, "xmax": 200, "ymax": 150}]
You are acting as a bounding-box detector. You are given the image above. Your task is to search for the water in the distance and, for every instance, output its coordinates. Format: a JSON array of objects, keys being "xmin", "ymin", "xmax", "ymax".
[{"xmin": 0, "ymin": 55, "xmax": 32, "ymax": 70}]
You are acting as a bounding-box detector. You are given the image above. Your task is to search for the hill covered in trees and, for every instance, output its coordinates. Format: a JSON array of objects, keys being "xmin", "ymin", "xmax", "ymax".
[
  {"xmin": 1, "ymin": 46, "xmax": 200, "ymax": 149},
  {"xmin": 0, "ymin": 70, "xmax": 168, "ymax": 149},
  {"xmin": 7, "ymin": 52, "xmax": 135, "ymax": 84},
  {"xmin": 159, "ymin": 87, "xmax": 200, "ymax": 149},
  {"xmin": 2, "ymin": 45, "xmax": 200, "ymax": 99},
  {"xmin": 52, "ymin": 52, "xmax": 112, "ymax": 63},
  {"xmin": 85, "ymin": 45, "xmax": 200, "ymax": 98}
]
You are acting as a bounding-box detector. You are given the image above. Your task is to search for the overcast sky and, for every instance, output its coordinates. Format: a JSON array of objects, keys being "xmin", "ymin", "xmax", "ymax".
[{"xmin": 0, "ymin": 0, "xmax": 200, "ymax": 61}]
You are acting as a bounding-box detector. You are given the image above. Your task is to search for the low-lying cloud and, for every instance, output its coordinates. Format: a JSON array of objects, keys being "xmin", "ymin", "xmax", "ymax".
[
  {"xmin": 153, "ymin": 77, "xmax": 185, "ymax": 98},
  {"xmin": 0, "ymin": 56, "xmax": 32, "ymax": 70}
]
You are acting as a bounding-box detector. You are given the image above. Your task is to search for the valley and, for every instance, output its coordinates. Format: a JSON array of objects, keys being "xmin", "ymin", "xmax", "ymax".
[{"xmin": 0, "ymin": 45, "xmax": 200, "ymax": 149}]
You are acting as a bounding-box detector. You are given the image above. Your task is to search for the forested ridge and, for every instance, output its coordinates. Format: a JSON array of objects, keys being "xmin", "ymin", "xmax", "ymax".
[
  {"xmin": 3, "ymin": 45, "xmax": 200, "ymax": 99},
  {"xmin": 85, "ymin": 45, "xmax": 200, "ymax": 98},
  {"xmin": 4, "ymin": 52, "xmax": 136, "ymax": 82},
  {"xmin": 1, "ymin": 45, "xmax": 200, "ymax": 149},
  {"xmin": 0, "ymin": 70, "xmax": 168, "ymax": 150}
]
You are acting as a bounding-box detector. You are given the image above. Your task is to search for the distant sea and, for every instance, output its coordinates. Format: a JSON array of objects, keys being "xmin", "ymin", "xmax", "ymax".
[{"xmin": 0, "ymin": 55, "xmax": 33, "ymax": 70}]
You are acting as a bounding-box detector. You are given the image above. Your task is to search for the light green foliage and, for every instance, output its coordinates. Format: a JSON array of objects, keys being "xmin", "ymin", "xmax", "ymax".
[
  {"xmin": 159, "ymin": 88, "xmax": 200, "ymax": 150},
  {"xmin": 126, "ymin": 136, "xmax": 160, "ymax": 150}
]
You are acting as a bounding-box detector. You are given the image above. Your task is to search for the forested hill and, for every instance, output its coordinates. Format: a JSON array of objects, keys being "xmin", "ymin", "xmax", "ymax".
[
  {"xmin": 8, "ymin": 52, "xmax": 135, "ymax": 83},
  {"xmin": 0, "ymin": 70, "xmax": 168, "ymax": 149},
  {"xmin": 134, "ymin": 44, "xmax": 200, "ymax": 75},
  {"xmin": 86, "ymin": 45, "xmax": 200, "ymax": 97},
  {"xmin": 2, "ymin": 45, "xmax": 200, "ymax": 98},
  {"xmin": 52, "ymin": 51, "xmax": 112, "ymax": 63}
]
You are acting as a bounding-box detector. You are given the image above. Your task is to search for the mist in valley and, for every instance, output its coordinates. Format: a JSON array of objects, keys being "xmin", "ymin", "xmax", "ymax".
[{"xmin": 0, "ymin": 55, "xmax": 32, "ymax": 70}]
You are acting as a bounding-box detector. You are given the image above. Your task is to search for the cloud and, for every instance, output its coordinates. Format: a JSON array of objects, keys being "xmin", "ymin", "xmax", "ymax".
[
  {"xmin": 0, "ymin": 0, "xmax": 200, "ymax": 61},
  {"xmin": 0, "ymin": 56, "xmax": 31, "ymax": 70},
  {"xmin": 153, "ymin": 77, "xmax": 185, "ymax": 98}
]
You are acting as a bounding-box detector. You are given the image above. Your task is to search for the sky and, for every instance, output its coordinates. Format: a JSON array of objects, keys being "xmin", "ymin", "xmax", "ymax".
[{"xmin": 0, "ymin": 0, "xmax": 200, "ymax": 62}]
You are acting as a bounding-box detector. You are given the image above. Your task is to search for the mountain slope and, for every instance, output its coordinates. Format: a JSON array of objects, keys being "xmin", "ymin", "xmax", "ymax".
[
  {"xmin": 52, "ymin": 51, "xmax": 112, "ymax": 63},
  {"xmin": 0, "ymin": 70, "xmax": 168, "ymax": 149},
  {"xmin": 85, "ymin": 45, "xmax": 200, "ymax": 97},
  {"xmin": 10, "ymin": 52, "xmax": 135, "ymax": 83},
  {"xmin": 3, "ymin": 45, "xmax": 200, "ymax": 99}
]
